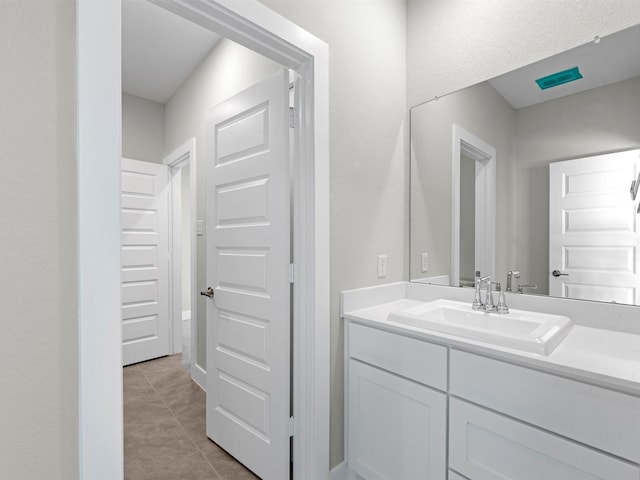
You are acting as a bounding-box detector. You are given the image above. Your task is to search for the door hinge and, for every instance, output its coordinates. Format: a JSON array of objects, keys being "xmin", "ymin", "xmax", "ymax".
[
  {"xmin": 288, "ymin": 263, "xmax": 296, "ymax": 284},
  {"xmin": 289, "ymin": 107, "xmax": 295, "ymax": 128},
  {"xmin": 288, "ymin": 416, "xmax": 295, "ymax": 437}
]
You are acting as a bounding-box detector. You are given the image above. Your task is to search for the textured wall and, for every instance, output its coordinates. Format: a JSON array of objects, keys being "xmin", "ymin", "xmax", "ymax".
[
  {"xmin": 258, "ymin": 0, "xmax": 408, "ymax": 468},
  {"xmin": 122, "ymin": 93, "xmax": 165, "ymax": 163},
  {"xmin": 408, "ymin": 0, "xmax": 640, "ymax": 106},
  {"xmin": 0, "ymin": 1, "xmax": 78, "ymax": 478}
]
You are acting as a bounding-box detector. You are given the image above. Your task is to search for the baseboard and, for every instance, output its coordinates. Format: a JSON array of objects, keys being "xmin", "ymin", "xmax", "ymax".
[
  {"xmin": 191, "ymin": 363, "xmax": 206, "ymax": 391},
  {"xmin": 330, "ymin": 461, "xmax": 348, "ymax": 480}
]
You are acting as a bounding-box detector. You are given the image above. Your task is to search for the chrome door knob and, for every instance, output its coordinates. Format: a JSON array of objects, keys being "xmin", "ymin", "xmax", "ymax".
[{"xmin": 552, "ymin": 270, "xmax": 569, "ymax": 277}]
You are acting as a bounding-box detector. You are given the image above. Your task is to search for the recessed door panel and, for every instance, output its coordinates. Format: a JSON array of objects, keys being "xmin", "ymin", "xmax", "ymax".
[
  {"xmin": 563, "ymin": 207, "xmax": 635, "ymax": 233},
  {"xmin": 218, "ymin": 311, "xmax": 269, "ymax": 366},
  {"xmin": 217, "ymin": 249, "xmax": 269, "ymax": 293},
  {"xmin": 217, "ymin": 177, "xmax": 269, "ymax": 226},
  {"xmin": 563, "ymin": 245, "xmax": 635, "ymax": 273},
  {"xmin": 216, "ymin": 104, "xmax": 269, "ymax": 164}
]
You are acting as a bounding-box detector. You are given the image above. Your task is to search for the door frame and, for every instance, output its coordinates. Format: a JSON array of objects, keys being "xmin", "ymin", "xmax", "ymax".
[
  {"xmin": 451, "ymin": 124, "xmax": 496, "ymax": 286},
  {"xmin": 163, "ymin": 139, "xmax": 199, "ymax": 380},
  {"xmin": 77, "ymin": 1, "xmax": 330, "ymax": 479}
]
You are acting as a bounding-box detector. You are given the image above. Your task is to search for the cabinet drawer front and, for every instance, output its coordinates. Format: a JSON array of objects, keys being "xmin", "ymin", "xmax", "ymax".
[
  {"xmin": 450, "ymin": 398, "xmax": 639, "ymax": 480},
  {"xmin": 450, "ymin": 349, "xmax": 640, "ymax": 462},
  {"xmin": 348, "ymin": 359, "xmax": 447, "ymax": 480},
  {"xmin": 349, "ymin": 322, "xmax": 447, "ymax": 390}
]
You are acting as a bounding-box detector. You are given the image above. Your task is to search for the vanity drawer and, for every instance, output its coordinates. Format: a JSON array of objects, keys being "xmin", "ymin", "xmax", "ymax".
[
  {"xmin": 449, "ymin": 398, "xmax": 639, "ymax": 480},
  {"xmin": 450, "ymin": 349, "xmax": 640, "ymax": 462},
  {"xmin": 349, "ymin": 322, "xmax": 447, "ymax": 390}
]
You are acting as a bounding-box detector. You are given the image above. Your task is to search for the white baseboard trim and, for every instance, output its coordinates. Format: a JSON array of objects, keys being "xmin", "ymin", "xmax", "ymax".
[
  {"xmin": 182, "ymin": 310, "xmax": 191, "ymax": 321},
  {"xmin": 191, "ymin": 363, "xmax": 206, "ymax": 391},
  {"xmin": 330, "ymin": 461, "xmax": 348, "ymax": 480}
]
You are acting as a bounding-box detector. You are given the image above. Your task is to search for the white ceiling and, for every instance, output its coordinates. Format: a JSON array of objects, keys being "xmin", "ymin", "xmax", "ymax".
[
  {"xmin": 489, "ymin": 25, "xmax": 640, "ymax": 109},
  {"xmin": 122, "ymin": 0, "xmax": 221, "ymax": 104}
]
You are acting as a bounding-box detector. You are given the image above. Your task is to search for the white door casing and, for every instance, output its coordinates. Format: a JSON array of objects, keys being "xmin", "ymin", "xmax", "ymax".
[
  {"xmin": 163, "ymin": 138, "xmax": 197, "ymax": 375},
  {"xmin": 205, "ymin": 70, "xmax": 291, "ymax": 480},
  {"xmin": 78, "ymin": 1, "xmax": 330, "ymax": 478},
  {"xmin": 452, "ymin": 124, "xmax": 496, "ymax": 286},
  {"xmin": 549, "ymin": 149, "xmax": 640, "ymax": 303},
  {"xmin": 121, "ymin": 158, "xmax": 171, "ymax": 366}
]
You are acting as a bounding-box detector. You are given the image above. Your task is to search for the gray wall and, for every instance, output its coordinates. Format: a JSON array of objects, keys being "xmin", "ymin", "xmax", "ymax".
[
  {"xmin": 164, "ymin": 37, "xmax": 281, "ymax": 374},
  {"xmin": 122, "ymin": 92, "xmax": 165, "ymax": 163},
  {"xmin": 0, "ymin": 1, "xmax": 78, "ymax": 478},
  {"xmin": 515, "ymin": 75, "xmax": 640, "ymax": 293},
  {"xmin": 258, "ymin": 0, "xmax": 408, "ymax": 467}
]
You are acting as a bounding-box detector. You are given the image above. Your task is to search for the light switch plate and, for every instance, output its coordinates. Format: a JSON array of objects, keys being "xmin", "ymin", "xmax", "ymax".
[
  {"xmin": 377, "ymin": 255, "xmax": 387, "ymax": 278},
  {"xmin": 196, "ymin": 220, "xmax": 204, "ymax": 236},
  {"xmin": 421, "ymin": 253, "xmax": 429, "ymax": 273}
]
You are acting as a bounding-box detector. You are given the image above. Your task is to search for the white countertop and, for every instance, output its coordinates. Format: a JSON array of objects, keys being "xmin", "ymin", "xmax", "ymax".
[{"xmin": 344, "ymin": 298, "xmax": 640, "ymax": 396}]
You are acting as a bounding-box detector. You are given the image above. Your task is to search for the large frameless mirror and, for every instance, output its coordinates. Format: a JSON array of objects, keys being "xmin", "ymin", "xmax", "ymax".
[{"xmin": 410, "ymin": 24, "xmax": 640, "ymax": 305}]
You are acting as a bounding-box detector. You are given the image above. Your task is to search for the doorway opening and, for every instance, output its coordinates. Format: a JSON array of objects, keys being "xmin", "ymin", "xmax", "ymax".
[
  {"xmin": 78, "ymin": 1, "xmax": 329, "ymax": 479},
  {"xmin": 452, "ymin": 124, "xmax": 496, "ymax": 287}
]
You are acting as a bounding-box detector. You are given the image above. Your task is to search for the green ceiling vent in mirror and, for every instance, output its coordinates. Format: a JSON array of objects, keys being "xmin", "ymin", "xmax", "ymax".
[{"xmin": 535, "ymin": 67, "xmax": 583, "ymax": 90}]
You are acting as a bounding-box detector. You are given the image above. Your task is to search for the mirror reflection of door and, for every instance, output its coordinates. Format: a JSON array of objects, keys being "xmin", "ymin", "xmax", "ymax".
[
  {"xmin": 452, "ymin": 125, "xmax": 496, "ymax": 288},
  {"xmin": 549, "ymin": 149, "xmax": 640, "ymax": 304}
]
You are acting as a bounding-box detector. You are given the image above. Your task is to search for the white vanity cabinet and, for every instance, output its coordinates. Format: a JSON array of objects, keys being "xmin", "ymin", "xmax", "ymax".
[
  {"xmin": 347, "ymin": 322, "xmax": 447, "ymax": 480},
  {"xmin": 345, "ymin": 319, "xmax": 640, "ymax": 480},
  {"xmin": 449, "ymin": 350, "xmax": 640, "ymax": 480}
]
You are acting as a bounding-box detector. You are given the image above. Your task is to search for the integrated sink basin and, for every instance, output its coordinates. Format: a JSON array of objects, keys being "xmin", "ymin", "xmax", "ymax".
[{"xmin": 387, "ymin": 299, "xmax": 572, "ymax": 355}]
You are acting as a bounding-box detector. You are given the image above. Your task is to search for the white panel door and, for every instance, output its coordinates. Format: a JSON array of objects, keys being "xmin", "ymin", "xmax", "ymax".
[
  {"xmin": 205, "ymin": 70, "xmax": 290, "ymax": 480},
  {"xmin": 549, "ymin": 150, "xmax": 640, "ymax": 303},
  {"xmin": 121, "ymin": 158, "xmax": 171, "ymax": 366}
]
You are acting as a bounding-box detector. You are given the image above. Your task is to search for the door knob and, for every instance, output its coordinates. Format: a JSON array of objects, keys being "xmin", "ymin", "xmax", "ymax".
[
  {"xmin": 200, "ymin": 287, "xmax": 214, "ymax": 298},
  {"xmin": 552, "ymin": 270, "xmax": 569, "ymax": 277}
]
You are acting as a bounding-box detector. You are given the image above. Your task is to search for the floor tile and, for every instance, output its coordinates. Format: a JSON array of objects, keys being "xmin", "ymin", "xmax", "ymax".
[
  {"xmin": 200, "ymin": 440, "xmax": 259, "ymax": 479},
  {"xmin": 125, "ymin": 450, "xmax": 220, "ymax": 480},
  {"xmin": 124, "ymin": 353, "xmax": 260, "ymax": 480},
  {"xmin": 124, "ymin": 416, "xmax": 196, "ymax": 463}
]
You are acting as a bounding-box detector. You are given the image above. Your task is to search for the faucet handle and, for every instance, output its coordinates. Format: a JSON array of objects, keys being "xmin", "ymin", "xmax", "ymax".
[
  {"xmin": 483, "ymin": 281, "xmax": 497, "ymax": 312},
  {"xmin": 496, "ymin": 284, "xmax": 509, "ymax": 314},
  {"xmin": 517, "ymin": 284, "xmax": 538, "ymax": 294}
]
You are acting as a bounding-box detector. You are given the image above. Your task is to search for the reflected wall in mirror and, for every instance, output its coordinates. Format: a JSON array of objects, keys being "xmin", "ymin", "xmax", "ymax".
[{"xmin": 410, "ymin": 24, "xmax": 640, "ymax": 306}]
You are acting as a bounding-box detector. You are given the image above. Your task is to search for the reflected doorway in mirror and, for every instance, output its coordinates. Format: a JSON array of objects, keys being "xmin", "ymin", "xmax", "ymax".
[{"xmin": 452, "ymin": 124, "xmax": 496, "ymax": 288}]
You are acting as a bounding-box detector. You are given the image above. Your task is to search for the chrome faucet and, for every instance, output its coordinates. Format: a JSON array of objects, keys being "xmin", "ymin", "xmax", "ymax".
[
  {"xmin": 482, "ymin": 278, "xmax": 496, "ymax": 312},
  {"xmin": 506, "ymin": 270, "xmax": 520, "ymax": 292}
]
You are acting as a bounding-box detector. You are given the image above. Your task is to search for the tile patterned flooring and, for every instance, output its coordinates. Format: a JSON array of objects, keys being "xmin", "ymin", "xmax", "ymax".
[{"xmin": 124, "ymin": 354, "xmax": 259, "ymax": 480}]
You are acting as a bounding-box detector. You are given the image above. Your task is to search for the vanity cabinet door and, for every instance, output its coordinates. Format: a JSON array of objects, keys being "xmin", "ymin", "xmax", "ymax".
[
  {"xmin": 449, "ymin": 398, "xmax": 639, "ymax": 480},
  {"xmin": 348, "ymin": 359, "xmax": 446, "ymax": 480}
]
